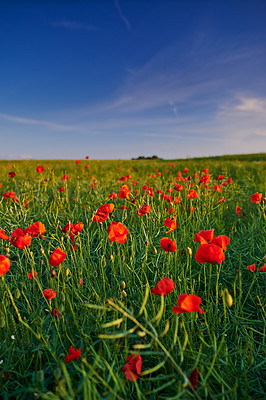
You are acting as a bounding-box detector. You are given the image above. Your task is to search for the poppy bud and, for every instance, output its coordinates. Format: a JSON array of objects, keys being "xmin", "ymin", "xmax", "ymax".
[
  {"xmin": 51, "ymin": 269, "xmax": 57, "ymax": 278},
  {"xmin": 187, "ymin": 247, "xmax": 192, "ymax": 256},
  {"xmin": 15, "ymin": 288, "xmax": 21, "ymax": 299},
  {"xmin": 225, "ymin": 292, "xmax": 233, "ymax": 307},
  {"xmin": 40, "ymin": 248, "xmax": 45, "ymax": 254},
  {"xmin": 65, "ymin": 268, "xmax": 71, "ymax": 276},
  {"xmin": 152, "ymin": 246, "xmax": 157, "ymax": 254},
  {"xmin": 6, "ymin": 248, "xmax": 10, "ymax": 254},
  {"xmin": 110, "ymin": 254, "xmax": 114, "ymax": 262},
  {"xmin": 120, "ymin": 281, "xmax": 126, "ymax": 290},
  {"xmin": 145, "ymin": 241, "xmax": 149, "ymax": 246},
  {"xmin": 122, "ymin": 290, "xmax": 127, "ymax": 298}
]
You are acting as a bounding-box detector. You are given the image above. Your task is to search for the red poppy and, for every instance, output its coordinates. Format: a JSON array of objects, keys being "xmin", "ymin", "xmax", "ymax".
[
  {"xmin": 8, "ymin": 172, "xmax": 16, "ymax": 178},
  {"xmin": 122, "ymin": 354, "xmax": 142, "ymax": 381},
  {"xmin": 186, "ymin": 190, "xmax": 198, "ymax": 199},
  {"xmin": 0, "ymin": 229, "xmax": 10, "ymax": 241},
  {"xmin": 247, "ymin": 264, "xmax": 256, "ymax": 272},
  {"xmin": 151, "ymin": 277, "xmax": 175, "ymax": 295},
  {"xmin": 86, "ymin": 155, "xmax": 90, "ymax": 159},
  {"xmin": 193, "ymin": 229, "xmax": 214, "ymax": 244},
  {"xmin": 51, "ymin": 308, "xmax": 61, "ymax": 319},
  {"xmin": 118, "ymin": 185, "xmax": 131, "ymax": 200},
  {"xmin": 213, "ymin": 185, "xmax": 222, "ymax": 193},
  {"xmin": 85, "ymin": 165, "xmax": 89, "ymax": 169},
  {"xmin": 137, "ymin": 204, "xmax": 151, "ymax": 215},
  {"xmin": 216, "ymin": 175, "xmax": 224, "ymax": 180},
  {"xmin": 203, "ymin": 168, "xmax": 208, "ymax": 173},
  {"xmin": 43, "ymin": 288, "xmax": 56, "ymax": 300},
  {"xmin": 2, "ymin": 191, "xmax": 19, "ymax": 202},
  {"xmin": 10, "ymin": 228, "xmax": 32, "ymax": 249},
  {"xmin": 175, "ymin": 196, "xmax": 182, "ymax": 204},
  {"xmin": 72, "ymin": 222, "xmax": 84, "ymax": 234},
  {"xmin": 25, "ymin": 221, "xmax": 46, "ymax": 239},
  {"xmin": 61, "ymin": 174, "xmax": 69, "ymax": 181},
  {"xmin": 174, "ymin": 184, "xmax": 184, "ymax": 191},
  {"xmin": 27, "ymin": 270, "xmax": 38, "ymax": 279},
  {"xmin": 199, "ymin": 174, "xmax": 210, "ymax": 184},
  {"xmin": 65, "ymin": 345, "xmax": 81, "ymax": 363},
  {"xmin": 0, "ymin": 255, "xmax": 10, "ymax": 276},
  {"xmin": 188, "ymin": 367, "xmax": 199, "ymax": 390},
  {"xmin": 75, "ymin": 160, "xmax": 81, "ymax": 164},
  {"xmin": 164, "ymin": 217, "xmax": 178, "ymax": 233},
  {"xmin": 227, "ymin": 178, "xmax": 233, "ymax": 183},
  {"xmin": 93, "ymin": 204, "xmax": 114, "ymax": 222},
  {"xmin": 119, "ymin": 205, "xmax": 129, "ymax": 210},
  {"xmin": 107, "ymin": 222, "xmax": 129, "ymax": 243},
  {"xmin": 93, "ymin": 212, "xmax": 109, "ymax": 223},
  {"xmin": 173, "ymin": 293, "xmax": 203, "ymax": 314},
  {"xmin": 108, "ymin": 192, "xmax": 117, "ymax": 199},
  {"xmin": 36, "ymin": 165, "xmax": 44, "ymax": 173},
  {"xmin": 195, "ymin": 244, "xmax": 225, "ymax": 264},
  {"xmin": 250, "ymin": 192, "xmax": 262, "ymax": 204},
  {"xmin": 210, "ymin": 235, "xmax": 230, "ymax": 250},
  {"xmin": 189, "ymin": 206, "xmax": 195, "ymax": 213},
  {"xmin": 218, "ymin": 197, "xmax": 226, "ymax": 204},
  {"xmin": 160, "ymin": 237, "xmax": 177, "ymax": 252},
  {"xmin": 184, "ymin": 167, "xmax": 188, "ymax": 174},
  {"xmin": 259, "ymin": 264, "xmax": 266, "ymax": 272},
  {"xmin": 49, "ymin": 247, "xmax": 67, "ymax": 267}
]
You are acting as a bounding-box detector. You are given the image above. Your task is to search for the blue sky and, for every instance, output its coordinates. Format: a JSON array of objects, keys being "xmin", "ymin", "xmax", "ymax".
[{"xmin": 0, "ymin": 0, "xmax": 266, "ymax": 159}]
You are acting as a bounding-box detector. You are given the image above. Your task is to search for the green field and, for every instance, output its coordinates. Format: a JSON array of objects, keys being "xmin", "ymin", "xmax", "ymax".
[{"xmin": 0, "ymin": 154, "xmax": 265, "ymax": 399}]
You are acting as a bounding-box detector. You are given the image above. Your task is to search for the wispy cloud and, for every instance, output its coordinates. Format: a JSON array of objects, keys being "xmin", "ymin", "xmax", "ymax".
[
  {"xmin": 114, "ymin": 0, "xmax": 131, "ymax": 31},
  {"xmin": 0, "ymin": 113, "xmax": 76, "ymax": 132},
  {"xmin": 51, "ymin": 19, "xmax": 100, "ymax": 31},
  {"xmin": 235, "ymin": 97, "xmax": 266, "ymax": 113}
]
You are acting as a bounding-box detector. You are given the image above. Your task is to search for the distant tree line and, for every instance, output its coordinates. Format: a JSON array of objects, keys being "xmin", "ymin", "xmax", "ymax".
[{"xmin": 131, "ymin": 155, "xmax": 163, "ymax": 160}]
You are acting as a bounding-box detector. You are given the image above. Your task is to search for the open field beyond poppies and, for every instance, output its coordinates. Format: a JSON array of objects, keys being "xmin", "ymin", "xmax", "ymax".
[{"xmin": 0, "ymin": 154, "xmax": 265, "ymax": 400}]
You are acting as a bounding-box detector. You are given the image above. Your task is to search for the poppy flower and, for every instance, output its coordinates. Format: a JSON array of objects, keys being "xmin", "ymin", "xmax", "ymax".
[
  {"xmin": 61, "ymin": 174, "xmax": 69, "ymax": 181},
  {"xmin": 2, "ymin": 192, "xmax": 19, "ymax": 202},
  {"xmin": 246, "ymin": 264, "xmax": 256, "ymax": 272},
  {"xmin": 218, "ymin": 197, "xmax": 226, "ymax": 204},
  {"xmin": 36, "ymin": 165, "xmax": 44, "ymax": 173},
  {"xmin": 195, "ymin": 244, "xmax": 225, "ymax": 264},
  {"xmin": 27, "ymin": 270, "xmax": 38, "ymax": 279},
  {"xmin": 108, "ymin": 192, "xmax": 117, "ymax": 199},
  {"xmin": 93, "ymin": 212, "xmax": 109, "ymax": 223},
  {"xmin": 193, "ymin": 230, "xmax": 214, "ymax": 244},
  {"xmin": 259, "ymin": 264, "xmax": 266, "ymax": 272},
  {"xmin": 164, "ymin": 217, "xmax": 178, "ymax": 233},
  {"xmin": 119, "ymin": 205, "xmax": 129, "ymax": 210},
  {"xmin": 122, "ymin": 354, "xmax": 142, "ymax": 381},
  {"xmin": 189, "ymin": 206, "xmax": 195, "ymax": 213},
  {"xmin": 227, "ymin": 178, "xmax": 233, "ymax": 183},
  {"xmin": 75, "ymin": 160, "xmax": 81, "ymax": 165},
  {"xmin": 216, "ymin": 175, "xmax": 224, "ymax": 181},
  {"xmin": 173, "ymin": 293, "xmax": 203, "ymax": 314},
  {"xmin": 174, "ymin": 184, "xmax": 184, "ymax": 191},
  {"xmin": 85, "ymin": 165, "xmax": 89, "ymax": 169},
  {"xmin": 0, "ymin": 255, "xmax": 10, "ymax": 276},
  {"xmin": 93, "ymin": 204, "xmax": 114, "ymax": 222},
  {"xmin": 160, "ymin": 237, "xmax": 177, "ymax": 252},
  {"xmin": 8, "ymin": 172, "xmax": 16, "ymax": 178},
  {"xmin": 43, "ymin": 288, "xmax": 56, "ymax": 300},
  {"xmin": 25, "ymin": 221, "xmax": 46, "ymax": 239},
  {"xmin": 118, "ymin": 185, "xmax": 131, "ymax": 200},
  {"xmin": 49, "ymin": 247, "xmax": 66, "ymax": 267},
  {"xmin": 72, "ymin": 222, "xmax": 84, "ymax": 234},
  {"xmin": 210, "ymin": 235, "xmax": 230, "ymax": 250},
  {"xmin": 86, "ymin": 155, "xmax": 90, "ymax": 159},
  {"xmin": 51, "ymin": 308, "xmax": 61, "ymax": 319},
  {"xmin": 10, "ymin": 228, "xmax": 32, "ymax": 249},
  {"xmin": 199, "ymin": 174, "xmax": 210, "ymax": 184},
  {"xmin": 65, "ymin": 345, "xmax": 81, "ymax": 363},
  {"xmin": 107, "ymin": 222, "xmax": 129, "ymax": 243},
  {"xmin": 151, "ymin": 277, "xmax": 175, "ymax": 295},
  {"xmin": 137, "ymin": 204, "xmax": 151, "ymax": 215},
  {"xmin": 188, "ymin": 367, "xmax": 199, "ymax": 390},
  {"xmin": 186, "ymin": 190, "xmax": 198, "ymax": 199},
  {"xmin": 184, "ymin": 167, "xmax": 188, "ymax": 174},
  {"xmin": 250, "ymin": 192, "xmax": 262, "ymax": 204},
  {"xmin": 213, "ymin": 185, "xmax": 222, "ymax": 193},
  {"xmin": 0, "ymin": 229, "xmax": 10, "ymax": 241},
  {"xmin": 203, "ymin": 168, "xmax": 208, "ymax": 173}
]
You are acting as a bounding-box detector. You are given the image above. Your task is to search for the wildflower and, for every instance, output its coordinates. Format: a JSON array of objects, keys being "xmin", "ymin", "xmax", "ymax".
[
  {"xmin": 119, "ymin": 205, "xmax": 128, "ymax": 210},
  {"xmin": 93, "ymin": 203, "xmax": 114, "ymax": 222},
  {"xmin": 189, "ymin": 206, "xmax": 195, "ymax": 213},
  {"xmin": 246, "ymin": 264, "xmax": 256, "ymax": 272},
  {"xmin": 173, "ymin": 294, "xmax": 203, "ymax": 314},
  {"xmin": 195, "ymin": 244, "xmax": 225, "ymax": 264},
  {"xmin": 51, "ymin": 309, "xmax": 61, "ymax": 319},
  {"xmin": 49, "ymin": 247, "xmax": 66, "ymax": 267},
  {"xmin": 151, "ymin": 277, "xmax": 175, "ymax": 295},
  {"xmin": 108, "ymin": 192, "xmax": 117, "ymax": 199},
  {"xmin": 118, "ymin": 185, "xmax": 131, "ymax": 200},
  {"xmin": 10, "ymin": 228, "xmax": 32, "ymax": 249},
  {"xmin": 27, "ymin": 271, "xmax": 38, "ymax": 279},
  {"xmin": 216, "ymin": 175, "xmax": 224, "ymax": 180},
  {"xmin": 61, "ymin": 174, "xmax": 69, "ymax": 181},
  {"xmin": 25, "ymin": 221, "xmax": 46, "ymax": 239},
  {"xmin": 137, "ymin": 204, "xmax": 151, "ymax": 215},
  {"xmin": 86, "ymin": 155, "xmax": 89, "ymax": 159},
  {"xmin": 160, "ymin": 237, "xmax": 177, "ymax": 252},
  {"xmin": 8, "ymin": 172, "xmax": 16, "ymax": 178},
  {"xmin": 59, "ymin": 187, "xmax": 65, "ymax": 192},
  {"xmin": 0, "ymin": 229, "xmax": 10, "ymax": 241},
  {"xmin": 199, "ymin": 174, "xmax": 210, "ymax": 184},
  {"xmin": 188, "ymin": 368, "xmax": 199, "ymax": 390},
  {"xmin": 210, "ymin": 235, "xmax": 230, "ymax": 250},
  {"xmin": 122, "ymin": 354, "xmax": 142, "ymax": 381},
  {"xmin": 65, "ymin": 345, "xmax": 81, "ymax": 363},
  {"xmin": 0, "ymin": 255, "xmax": 10, "ymax": 276},
  {"xmin": 186, "ymin": 190, "xmax": 198, "ymax": 199},
  {"xmin": 2, "ymin": 191, "xmax": 19, "ymax": 202},
  {"xmin": 107, "ymin": 222, "xmax": 129, "ymax": 243},
  {"xmin": 259, "ymin": 264, "xmax": 266, "ymax": 272},
  {"xmin": 218, "ymin": 197, "xmax": 226, "ymax": 204},
  {"xmin": 43, "ymin": 288, "xmax": 56, "ymax": 300},
  {"xmin": 193, "ymin": 229, "xmax": 214, "ymax": 244},
  {"xmin": 174, "ymin": 184, "xmax": 184, "ymax": 191},
  {"xmin": 75, "ymin": 160, "xmax": 81, "ymax": 165},
  {"xmin": 213, "ymin": 185, "xmax": 222, "ymax": 193},
  {"xmin": 250, "ymin": 192, "xmax": 262, "ymax": 204},
  {"xmin": 164, "ymin": 217, "xmax": 178, "ymax": 233},
  {"xmin": 184, "ymin": 167, "xmax": 188, "ymax": 174}
]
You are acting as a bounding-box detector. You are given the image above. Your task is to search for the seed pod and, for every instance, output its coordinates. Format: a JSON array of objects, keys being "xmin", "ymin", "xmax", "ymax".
[
  {"xmin": 121, "ymin": 290, "xmax": 127, "ymax": 298},
  {"xmin": 120, "ymin": 281, "xmax": 126, "ymax": 290},
  {"xmin": 225, "ymin": 292, "xmax": 233, "ymax": 307},
  {"xmin": 152, "ymin": 246, "xmax": 157, "ymax": 254}
]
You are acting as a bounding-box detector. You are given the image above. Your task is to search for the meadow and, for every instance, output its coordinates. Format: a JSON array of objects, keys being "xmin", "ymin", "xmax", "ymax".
[{"xmin": 0, "ymin": 154, "xmax": 265, "ymax": 400}]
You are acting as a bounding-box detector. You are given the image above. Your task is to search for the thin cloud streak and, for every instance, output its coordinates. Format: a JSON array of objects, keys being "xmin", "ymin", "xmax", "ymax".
[
  {"xmin": 51, "ymin": 20, "xmax": 101, "ymax": 31},
  {"xmin": 114, "ymin": 0, "xmax": 131, "ymax": 31},
  {"xmin": 0, "ymin": 113, "xmax": 76, "ymax": 132}
]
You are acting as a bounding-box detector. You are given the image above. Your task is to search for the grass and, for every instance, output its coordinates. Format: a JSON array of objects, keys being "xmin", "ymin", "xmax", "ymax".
[{"xmin": 0, "ymin": 154, "xmax": 265, "ymax": 399}]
